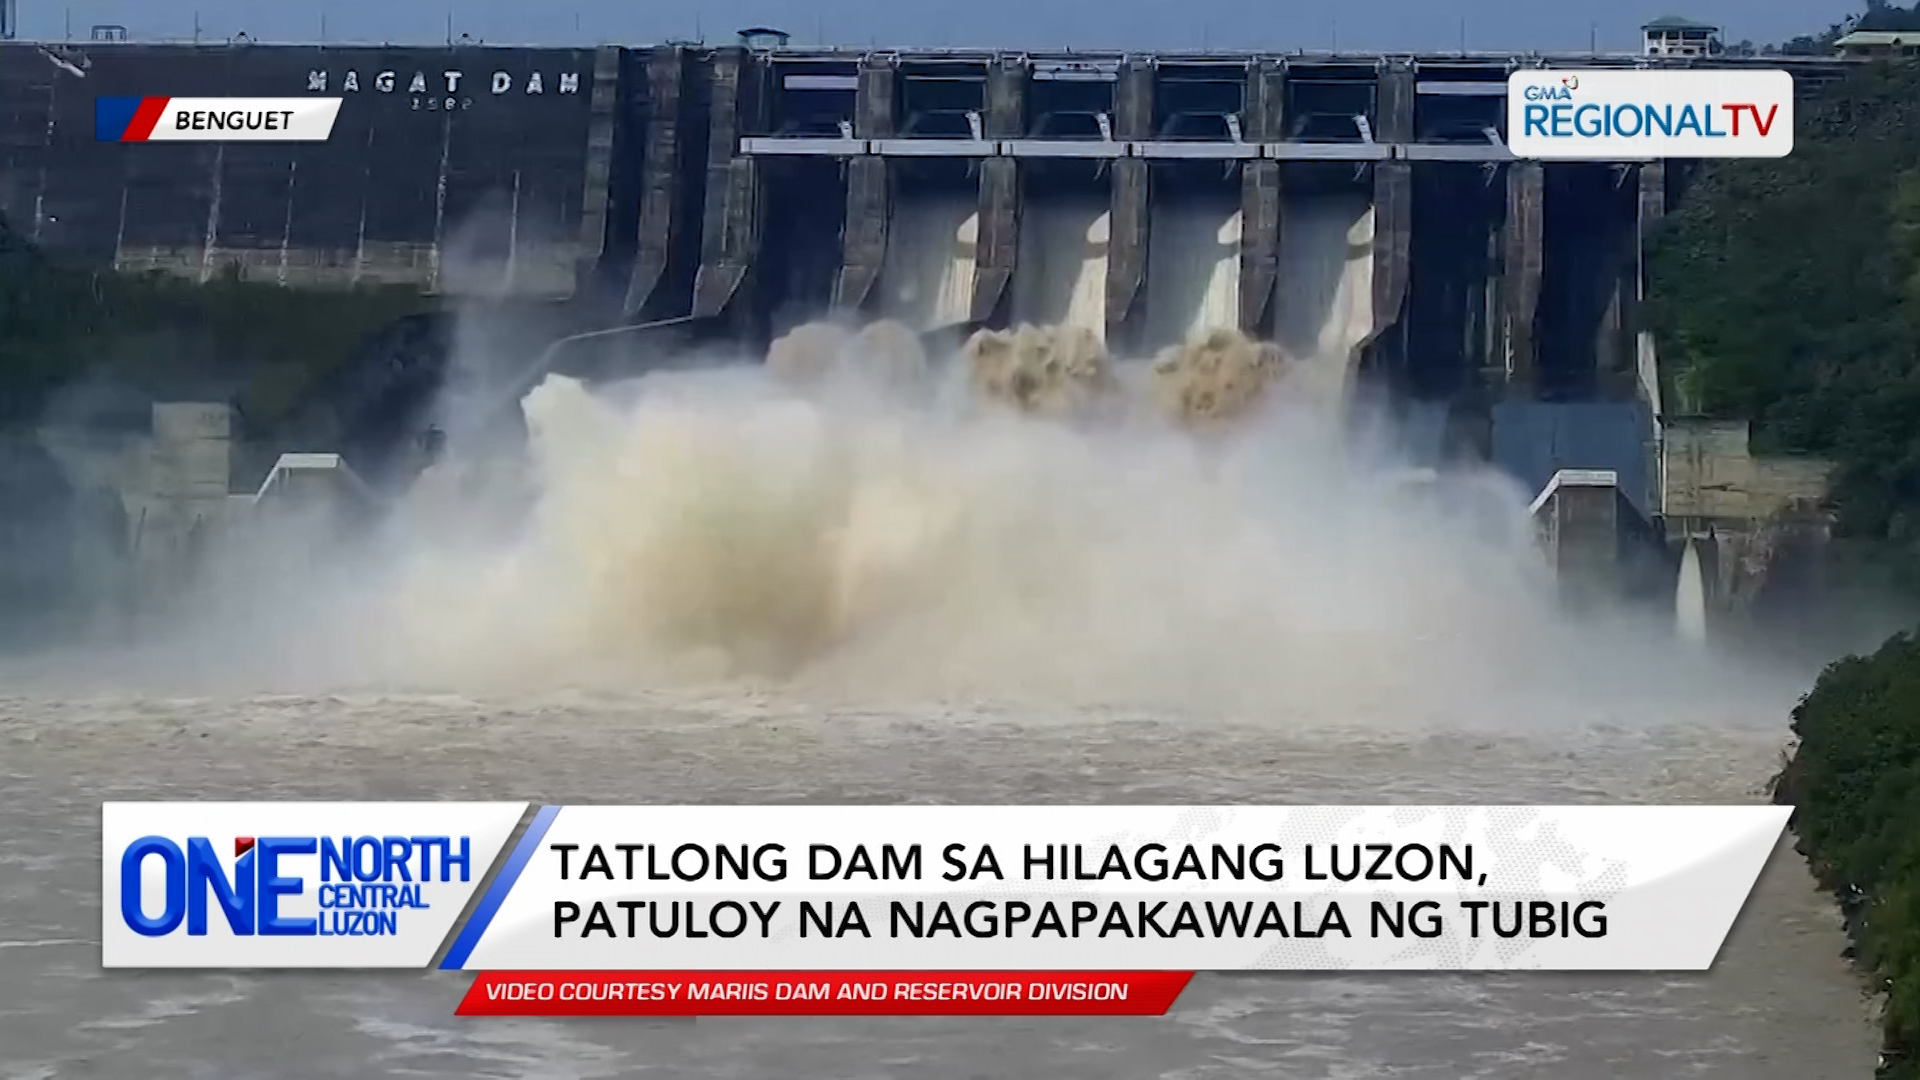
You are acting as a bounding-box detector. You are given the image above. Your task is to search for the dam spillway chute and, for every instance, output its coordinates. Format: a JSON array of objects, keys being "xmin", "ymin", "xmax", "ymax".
[
  {"xmin": 1273, "ymin": 195, "xmax": 1377, "ymax": 406},
  {"xmin": 1142, "ymin": 194, "xmax": 1243, "ymax": 352},
  {"xmin": 426, "ymin": 313, "xmax": 734, "ymax": 467},
  {"xmin": 876, "ymin": 194, "xmax": 980, "ymax": 331},
  {"xmin": 1012, "ymin": 195, "xmax": 1111, "ymax": 339}
]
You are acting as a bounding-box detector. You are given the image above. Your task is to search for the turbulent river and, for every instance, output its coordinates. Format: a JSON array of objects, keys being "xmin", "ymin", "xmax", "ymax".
[
  {"xmin": 0, "ymin": 692, "xmax": 1881, "ymax": 1078},
  {"xmin": 0, "ymin": 200, "xmax": 1886, "ymax": 1077}
]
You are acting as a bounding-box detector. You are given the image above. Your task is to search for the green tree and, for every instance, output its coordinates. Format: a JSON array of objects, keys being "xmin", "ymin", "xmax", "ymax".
[
  {"xmin": 0, "ymin": 213, "xmax": 424, "ymax": 433},
  {"xmin": 1858, "ymin": 2, "xmax": 1920, "ymax": 32},
  {"xmin": 1776, "ymin": 633, "xmax": 1920, "ymax": 1076},
  {"xmin": 1648, "ymin": 60, "xmax": 1920, "ymax": 581}
]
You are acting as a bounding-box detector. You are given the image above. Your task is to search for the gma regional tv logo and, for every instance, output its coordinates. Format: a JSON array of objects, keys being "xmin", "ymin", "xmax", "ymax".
[
  {"xmin": 1507, "ymin": 69, "xmax": 1793, "ymax": 159},
  {"xmin": 103, "ymin": 802, "xmax": 525, "ymax": 968},
  {"xmin": 95, "ymin": 97, "xmax": 342, "ymax": 142}
]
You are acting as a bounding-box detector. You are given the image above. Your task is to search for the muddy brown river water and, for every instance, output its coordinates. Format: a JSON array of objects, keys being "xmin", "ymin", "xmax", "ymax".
[{"xmin": 0, "ymin": 691, "xmax": 1881, "ymax": 1079}]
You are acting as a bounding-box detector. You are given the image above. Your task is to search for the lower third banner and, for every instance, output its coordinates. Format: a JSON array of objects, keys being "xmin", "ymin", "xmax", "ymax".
[{"xmin": 456, "ymin": 971, "xmax": 1195, "ymax": 1016}]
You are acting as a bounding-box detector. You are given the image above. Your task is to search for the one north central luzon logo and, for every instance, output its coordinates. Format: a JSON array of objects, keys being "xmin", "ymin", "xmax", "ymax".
[
  {"xmin": 1518, "ymin": 76, "xmax": 1781, "ymax": 141},
  {"xmin": 118, "ymin": 834, "xmax": 471, "ymax": 938}
]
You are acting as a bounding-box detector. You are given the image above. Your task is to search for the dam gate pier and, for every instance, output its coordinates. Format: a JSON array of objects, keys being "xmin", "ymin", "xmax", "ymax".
[{"xmin": 0, "ymin": 43, "xmax": 1851, "ymax": 615}]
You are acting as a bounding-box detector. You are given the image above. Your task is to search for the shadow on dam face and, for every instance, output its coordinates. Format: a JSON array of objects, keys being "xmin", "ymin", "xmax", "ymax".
[
  {"xmin": 1143, "ymin": 183, "xmax": 1242, "ymax": 353},
  {"xmin": 1404, "ymin": 165, "xmax": 1505, "ymax": 406},
  {"xmin": 1538, "ymin": 164, "xmax": 1640, "ymax": 400},
  {"xmin": 759, "ymin": 159, "xmax": 849, "ymax": 338}
]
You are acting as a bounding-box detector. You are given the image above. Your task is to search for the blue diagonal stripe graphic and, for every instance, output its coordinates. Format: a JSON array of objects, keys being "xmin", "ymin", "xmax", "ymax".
[{"xmin": 440, "ymin": 804, "xmax": 560, "ymax": 971}]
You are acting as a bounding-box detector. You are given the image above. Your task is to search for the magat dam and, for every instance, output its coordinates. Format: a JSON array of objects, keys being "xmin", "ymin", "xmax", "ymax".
[
  {"xmin": 0, "ymin": 36, "xmax": 1898, "ymax": 1080},
  {"xmin": 0, "ymin": 38, "xmax": 1853, "ymax": 614}
]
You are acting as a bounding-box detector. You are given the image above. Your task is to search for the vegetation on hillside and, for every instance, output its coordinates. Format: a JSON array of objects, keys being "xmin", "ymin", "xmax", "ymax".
[
  {"xmin": 1759, "ymin": 0, "xmax": 1920, "ymax": 55},
  {"xmin": 0, "ymin": 213, "xmax": 426, "ymax": 433},
  {"xmin": 1859, "ymin": 0, "xmax": 1920, "ymax": 32},
  {"xmin": 1775, "ymin": 635, "xmax": 1920, "ymax": 1077},
  {"xmin": 1647, "ymin": 59, "xmax": 1920, "ymax": 585},
  {"xmin": 1708, "ymin": 20, "xmax": 1920, "ymax": 1071}
]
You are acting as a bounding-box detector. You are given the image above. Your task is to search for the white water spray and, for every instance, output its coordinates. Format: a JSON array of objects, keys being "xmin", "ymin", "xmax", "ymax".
[
  {"xmin": 1677, "ymin": 538, "xmax": 1709, "ymax": 644},
  {"xmin": 103, "ymin": 181, "xmax": 1777, "ymax": 723}
]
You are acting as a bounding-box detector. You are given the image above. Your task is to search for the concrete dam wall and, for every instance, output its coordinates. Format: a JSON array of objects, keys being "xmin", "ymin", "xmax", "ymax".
[
  {"xmin": 0, "ymin": 42, "xmax": 1852, "ymax": 620},
  {"xmin": 0, "ymin": 43, "xmax": 1851, "ymax": 395},
  {"xmin": 0, "ymin": 42, "xmax": 611, "ymax": 295}
]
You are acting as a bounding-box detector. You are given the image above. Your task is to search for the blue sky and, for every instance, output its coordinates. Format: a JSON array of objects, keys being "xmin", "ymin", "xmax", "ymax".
[{"xmin": 17, "ymin": 0, "xmax": 1864, "ymax": 54}]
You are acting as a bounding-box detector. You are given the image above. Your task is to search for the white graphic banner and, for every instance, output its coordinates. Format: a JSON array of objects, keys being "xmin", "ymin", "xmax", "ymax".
[
  {"xmin": 453, "ymin": 805, "xmax": 1789, "ymax": 971},
  {"xmin": 146, "ymin": 98, "xmax": 341, "ymax": 142}
]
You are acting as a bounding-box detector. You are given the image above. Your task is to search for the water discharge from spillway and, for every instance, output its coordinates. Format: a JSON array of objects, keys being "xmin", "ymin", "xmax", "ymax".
[
  {"xmin": 127, "ymin": 179, "xmax": 1791, "ymax": 728},
  {"xmin": 1012, "ymin": 195, "xmax": 1110, "ymax": 336},
  {"xmin": 1144, "ymin": 195, "xmax": 1243, "ymax": 350},
  {"xmin": 1274, "ymin": 195, "xmax": 1376, "ymax": 405},
  {"xmin": 1677, "ymin": 539, "xmax": 1709, "ymax": 644},
  {"xmin": 876, "ymin": 194, "xmax": 978, "ymax": 329},
  {"xmin": 339, "ymin": 357, "xmax": 1557, "ymax": 709}
]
